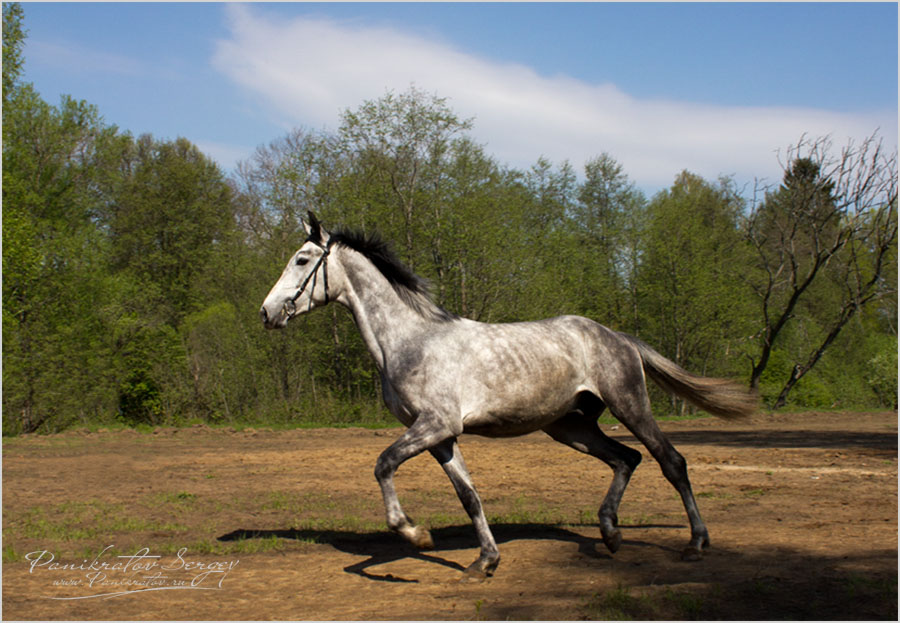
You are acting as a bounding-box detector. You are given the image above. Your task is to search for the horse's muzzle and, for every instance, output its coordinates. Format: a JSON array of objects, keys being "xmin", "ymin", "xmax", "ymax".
[{"xmin": 259, "ymin": 306, "xmax": 283, "ymax": 330}]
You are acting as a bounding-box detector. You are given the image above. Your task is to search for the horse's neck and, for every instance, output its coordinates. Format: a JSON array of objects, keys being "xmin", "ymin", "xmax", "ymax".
[{"xmin": 335, "ymin": 249, "xmax": 430, "ymax": 371}]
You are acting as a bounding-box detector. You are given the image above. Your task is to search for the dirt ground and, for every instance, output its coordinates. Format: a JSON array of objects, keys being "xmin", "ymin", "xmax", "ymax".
[{"xmin": 2, "ymin": 411, "xmax": 897, "ymax": 620}]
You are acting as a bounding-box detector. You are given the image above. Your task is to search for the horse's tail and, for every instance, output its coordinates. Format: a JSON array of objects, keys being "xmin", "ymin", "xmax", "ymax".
[{"xmin": 622, "ymin": 333, "xmax": 758, "ymax": 419}]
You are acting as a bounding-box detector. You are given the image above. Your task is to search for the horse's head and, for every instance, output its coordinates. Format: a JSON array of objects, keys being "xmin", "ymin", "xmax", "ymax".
[{"xmin": 260, "ymin": 212, "xmax": 335, "ymax": 329}]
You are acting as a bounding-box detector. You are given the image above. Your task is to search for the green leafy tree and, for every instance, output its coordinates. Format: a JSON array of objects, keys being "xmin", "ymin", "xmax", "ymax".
[
  {"xmin": 638, "ymin": 172, "xmax": 752, "ymax": 413},
  {"xmin": 2, "ymin": 2, "xmax": 25, "ymax": 108},
  {"xmin": 99, "ymin": 134, "xmax": 237, "ymax": 423},
  {"xmin": 745, "ymin": 134, "xmax": 897, "ymax": 407},
  {"xmin": 512, "ymin": 158, "xmax": 580, "ymax": 320},
  {"xmin": 422, "ymin": 137, "xmax": 531, "ymax": 320},
  {"xmin": 105, "ymin": 135, "xmax": 234, "ymax": 324},
  {"xmin": 2, "ymin": 4, "xmax": 133, "ymax": 432},
  {"xmin": 569, "ymin": 153, "xmax": 646, "ymax": 327},
  {"xmin": 337, "ymin": 86, "xmax": 474, "ymax": 272}
]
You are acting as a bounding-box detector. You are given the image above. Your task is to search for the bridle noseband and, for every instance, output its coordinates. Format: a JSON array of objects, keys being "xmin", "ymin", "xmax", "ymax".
[{"xmin": 282, "ymin": 238, "xmax": 332, "ymax": 320}]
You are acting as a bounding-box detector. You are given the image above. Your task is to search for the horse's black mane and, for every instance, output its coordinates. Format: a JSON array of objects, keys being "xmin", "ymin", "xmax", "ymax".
[{"xmin": 330, "ymin": 228, "xmax": 458, "ymax": 323}]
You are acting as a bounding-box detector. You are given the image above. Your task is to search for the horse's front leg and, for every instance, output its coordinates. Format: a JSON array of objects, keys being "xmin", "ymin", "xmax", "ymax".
[
  {"xmin": 374, "ymin": 416, "xmax": 454, "ymax": 550},
  {"xmin": 429, "ymin": 439, "xmax": 500, "ymax": 579}
]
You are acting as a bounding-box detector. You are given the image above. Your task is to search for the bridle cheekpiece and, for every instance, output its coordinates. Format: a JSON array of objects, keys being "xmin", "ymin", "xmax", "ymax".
[{"xmin": 282, "ymin": 237, "xmax": 333, "ymax": 320}]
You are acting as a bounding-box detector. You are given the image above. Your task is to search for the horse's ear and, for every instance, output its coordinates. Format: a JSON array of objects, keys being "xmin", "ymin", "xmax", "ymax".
[{"xmin": 304, "ymin": 211, "xmax": 322, "ymax": 242}]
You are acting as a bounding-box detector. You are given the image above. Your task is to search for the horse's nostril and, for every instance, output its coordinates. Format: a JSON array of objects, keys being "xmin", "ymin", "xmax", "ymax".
[{"xmin": 259, "ymin": 307, "xmax": 268, "ymax": 324}]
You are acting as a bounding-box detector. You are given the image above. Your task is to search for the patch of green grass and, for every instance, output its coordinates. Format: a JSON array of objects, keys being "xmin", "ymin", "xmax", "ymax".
[
  {"xmin": 664, "ymin": 588, "xmax": 705, "ymax": 619},
  {"xmin": 9, "ymin": 500, "xmax": 187, "ymax": 543},
  {"xmin": 584, "ymin": 585, "xmax": 707, "ymax": 620},
  {"xmin": 158, "ymin": 534, "xmax": 303, "ymax": 556},
  {"xmin": 586, "ymin": 585, "xmax": 648, "ymax": 620},
  {"xmin": 261, "ymin": 490, "xmax": 341, "ymax": 515},
  {"xmin": 597, "ymin": 411, "xmax": 712, "ymax": 427},
  {"xmin": 263, "ymin": 490, "xmax": 294, "ymax": 511},
  {"xmin": 419, "ymin": 510, "xmax": 466, "ymax": 529},
  {"xmin": 843, "ymin": 573, "xmax": 898, "ymax": 601},
  {"xmin": 473, "ymin": 598, "xmax": 486, "ymax": 620},
  {"xmin": 291, "ymin": 515, "xmax": 384, "ymax": 533},
  {"xmin": 3, "ymin": 544, "xmax": 22, "ymax": 563},
  {"xmin": 155, "ymin": 491, "xmax": 197, "ymax": 505},
  {"xmin": 487, "ymin": 496, "xmax": 570, "ymax": 525},
  {"xmin": 146, "ymin": 488, "xmax": 239, "ymax": 518},
  {"xmin": 697, "ymin": 490, "xmax": 734, "ymax": 500},
  {"xmin": 750, "ymin": 576, "xmax": 777, "ymax": 596},
  {"xmin": 617, "ymin": 512, "xmax": 669, "ymax": 526}
]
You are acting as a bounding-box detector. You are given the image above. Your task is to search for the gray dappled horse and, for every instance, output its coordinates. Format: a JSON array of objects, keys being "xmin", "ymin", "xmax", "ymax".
[{"xmin": 260, "ymin": 213, "xmax": 757, "ymax": 578}]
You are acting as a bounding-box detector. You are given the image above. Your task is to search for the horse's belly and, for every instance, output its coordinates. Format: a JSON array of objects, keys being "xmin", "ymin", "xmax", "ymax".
[
  {"xmin": 461, "ymin": 409, "xmax": 570, "ymax": 437},
  {"xmin": 460, "ymin": 386, "xmax": 581, "ymax": 437}
]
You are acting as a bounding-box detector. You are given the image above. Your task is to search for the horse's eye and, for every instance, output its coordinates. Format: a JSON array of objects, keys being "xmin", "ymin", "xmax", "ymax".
[{"xmin": 296, "ymin": 257, "xmax": 309, "ymax": 266}]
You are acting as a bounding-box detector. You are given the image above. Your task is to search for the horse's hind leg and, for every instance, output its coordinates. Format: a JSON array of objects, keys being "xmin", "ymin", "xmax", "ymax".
[
  {"xmin": 606, "ymin": 389, "xmax": 710, "ymax": 561},
  {"xmin": 543, "ymin": 411, "xmax": 642, "ymax": 554},
  {"xmin": 429, "ymin": 438, "xmax": 500, "ymax": 579}
]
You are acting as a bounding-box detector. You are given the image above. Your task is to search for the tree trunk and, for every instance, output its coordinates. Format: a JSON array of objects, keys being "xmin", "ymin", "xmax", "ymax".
[{"xmin": 772, "ymin": 298, "xmax": 864, "ymax": 409}]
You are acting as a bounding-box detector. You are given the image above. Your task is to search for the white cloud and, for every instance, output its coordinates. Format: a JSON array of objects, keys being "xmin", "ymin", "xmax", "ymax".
[{"xmin": 212, "ymin": 4, "xmax": 896, "ymax": 192}]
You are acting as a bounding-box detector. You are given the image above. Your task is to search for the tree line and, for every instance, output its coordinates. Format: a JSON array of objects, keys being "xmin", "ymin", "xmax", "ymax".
[{"xmin": 3, "ymin": 4, "xmax": 897, "ymax": 434}]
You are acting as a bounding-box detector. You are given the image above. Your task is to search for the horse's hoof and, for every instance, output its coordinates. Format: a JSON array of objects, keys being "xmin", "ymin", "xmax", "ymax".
[
  {"xmin": 681, "ymin": 546, "xmax": 703, "ymax": 562},
  {"xmin": 601, "ymin": 528, "xmax": 623, "ymax": 553},
  {"xmin": 461, "ymin": 558, "xmax": 497, "ymax": 582},
  {"xmin": 460, "ymin": 567, "xmax": 488, "ymax": 583},
  {"xmin": 410, "ymin": 525, "xmax": 434, "ymax": 550}
]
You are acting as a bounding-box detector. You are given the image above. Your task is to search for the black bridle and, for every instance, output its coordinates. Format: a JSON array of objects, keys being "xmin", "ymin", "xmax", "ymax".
[{"xmin": 283, "ymin": 238, "xmax": 332, "ymax": 319}]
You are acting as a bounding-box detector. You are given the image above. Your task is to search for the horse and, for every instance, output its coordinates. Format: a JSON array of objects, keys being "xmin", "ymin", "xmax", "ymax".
[{"xmin": 259, "ymin": 212, "xmax": 757, "ymax": 579}]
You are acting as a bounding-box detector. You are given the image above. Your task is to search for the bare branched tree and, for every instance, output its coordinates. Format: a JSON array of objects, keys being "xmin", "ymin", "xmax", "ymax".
[{"xmin": 745, "ymin": 132, "xmax": 898, "ymax": 407}]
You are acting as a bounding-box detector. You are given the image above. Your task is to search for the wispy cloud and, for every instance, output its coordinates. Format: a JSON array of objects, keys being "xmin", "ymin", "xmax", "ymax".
[{"xmin": 212, "ymin": 4, "xmax": 895, "ymax": 191}]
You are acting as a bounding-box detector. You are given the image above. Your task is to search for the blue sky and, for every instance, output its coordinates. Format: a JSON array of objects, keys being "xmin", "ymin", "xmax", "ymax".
[{"xmin": 19, "ymin": 2, "xmax": 898, "ymax": 194}]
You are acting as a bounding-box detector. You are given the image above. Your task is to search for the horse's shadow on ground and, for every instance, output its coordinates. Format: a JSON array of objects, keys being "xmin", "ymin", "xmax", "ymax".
[{"xmin": 218, "ymin": 522, "xmax": 683, "ymax": 582}]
